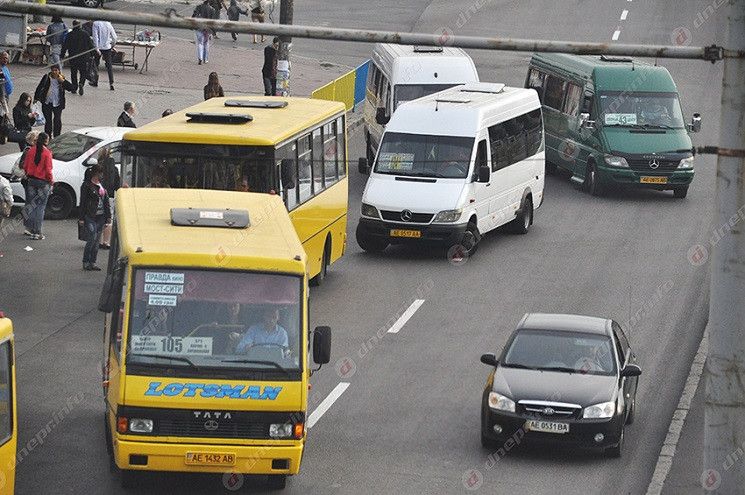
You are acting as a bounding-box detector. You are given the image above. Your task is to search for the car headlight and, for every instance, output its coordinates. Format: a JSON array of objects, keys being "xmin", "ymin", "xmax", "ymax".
[
  {"xmin": 488, "ymin": 392, "xmax": 515, "ymax": 413},
  {"xmin": 582, "ymin": 401, "xmax": 616, "ymax": 419},
  {"xmin": 361, "ymin": 203, "xmax": 379, "ymax": 218},
  {"xmin": 129, "ymin": 418, "xmax": 154, "ymax": 433},
  {"xmin": 433, "ymin": 209, "xmax": 462, "ymax": 223},
  {"xmin": 604, "ymin": 155, "xmax": 629, "ymax": 168},
  {"xmin": 269, "ymin": 423, "xmax": 293, "ymax": 439},
  {"xmin": 678, "ymin": 156, "xmax": 694, "ymax": 169}
]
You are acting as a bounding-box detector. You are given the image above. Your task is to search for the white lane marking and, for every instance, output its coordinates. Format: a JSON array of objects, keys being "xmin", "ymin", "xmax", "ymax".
[
  {"xmin": 307, "ymin": 382, "xmax": 350, "ymax": 429},
  {"xmin": 387, "ymin": 299, "xmax": 425, "ymax": 333},
  {"xmin": 612, "ymin": 29, "xmax": 621, "ymax": 41},
  {"xmin": 645, "ymin": 332, "xmax": 708, "ymax": 495},
  {"xmin": 620, "ymin": 9, "xmax": 629, "ymax": 20}
]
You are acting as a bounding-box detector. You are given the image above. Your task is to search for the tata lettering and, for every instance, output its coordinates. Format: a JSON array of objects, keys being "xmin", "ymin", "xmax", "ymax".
[{"xmin": 145, "ymin": 382, "xmax": 282, "ymax": 400}]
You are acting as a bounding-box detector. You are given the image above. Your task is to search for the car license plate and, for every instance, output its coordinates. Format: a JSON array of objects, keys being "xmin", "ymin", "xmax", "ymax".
[
  {"xmin": 525, "ymin": 420, "xmax": 570, "ymax": 434},
  {"xmin": 640, "ymin": 176, "xmax": 667, "ymax": 184},
  {"xmin": 185, "ymin": 452, "xmax": 236, "ymax": 466},
  {"xmin": 390, "ymin": 229, "xmax": 421, "ymax": 238}
]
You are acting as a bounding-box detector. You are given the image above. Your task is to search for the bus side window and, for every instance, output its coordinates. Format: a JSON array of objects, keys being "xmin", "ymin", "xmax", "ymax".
[
  {"xmin": 323, "ymin": 121, "xmax": 338, "ymax": 187},
  {"xmin": 109, "ymin": 261, "xmax": 128, "ymax": 358},
  {"xmin": 526, "ymin": 68, "xmax": 545, "ymax": 101},
  {"xmin": 543, "ymin": 75, "xmax": 567, "ymax": 111},
  {"xmin": 336, "ymin": 116, "xmax": 346, "ymax": 178},
  {"xmin": 368, "ymin": 64, "xmax": 380, "ymax": 100},
  {"xmin": 521, "ymin": 109, "xmax": 543, "ymax": 157},
  {"xmin": 276, "ymin": 141, "xmax": 298, "ymax": 210},
  {"xmin": 0, "ymin": 340, "xmax": 12, "ymax": 446},
  {"xmin": 563, "ymin": 83, "xmax": 582, "ymax": 116},
  {"xmin": 298, "ymin": 135, "xmax": 312, "ymax": 203},
  {"xmin": 488, "ymin": 123, "xmax": 509, "ymax": 171},
  {"xmin": 311, "ymin": 128, "xmax": 324, "ymax": 194}
]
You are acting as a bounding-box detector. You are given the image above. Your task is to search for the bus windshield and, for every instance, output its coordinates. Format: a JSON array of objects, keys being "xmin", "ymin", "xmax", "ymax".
[
  {"xmin": 122, "ymin": 141, "xmax": 276, "ymax": 193},
  {"xmin": 598, "ymin": 91, "xmax": 686, "ymax": 129},
  {"xmin": 374, "ymin": 132, "xmax": 474, "ymax": 179},
  {"xmin": 127, "ymin": 268, "xmax": 302, "ymax": 375}
]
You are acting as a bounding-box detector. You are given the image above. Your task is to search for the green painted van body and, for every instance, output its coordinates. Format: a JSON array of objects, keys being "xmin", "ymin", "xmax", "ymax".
[{"xmin": 526, "ymin": 54, "xmax": 695, "ymax": 194}]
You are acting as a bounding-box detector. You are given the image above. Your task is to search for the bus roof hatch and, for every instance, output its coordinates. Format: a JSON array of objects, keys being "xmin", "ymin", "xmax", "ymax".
[
  {"xmin": 185, "ymin": 112, "xmax": 253, "ymax": 124},
  {"xmin": 224, "ymin": 100, "xmax": 288, "ymax": 109},
  {"xmin": 170, "ymin": 208, "xmax": 250, "ymax": 228}
]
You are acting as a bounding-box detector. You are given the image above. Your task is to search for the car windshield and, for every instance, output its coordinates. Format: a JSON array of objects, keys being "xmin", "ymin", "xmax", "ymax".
[
  {"xmin": 374, "ymin": 132, "xmax": 474, "ymax": 179},
  {"xmin": 598, "ymin": 91, "xmax": 686, "ymax": 128},
  {"xmin": 127, "ymin": 268, "xmax": 302, "ymax": 374},
  {"xmin": 502, "ymin": 329, "xmax": 616, "ymax": 376},
  {"xmin": 48, "ymin": 132, "xmax": 102, "ymax": 162},
  {"xmin": 393, "ymin": 83, "xmax": 459, "ymax": 109}
]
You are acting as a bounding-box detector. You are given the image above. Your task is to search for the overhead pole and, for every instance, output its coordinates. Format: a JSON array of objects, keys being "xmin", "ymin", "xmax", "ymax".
[
  {"xmin": 703, "ymin": 0, "xmax": 745, "ymax": 493},
  {"xmin": 275, "ymin": 0, "xmax": 293, "ymax": 96}
]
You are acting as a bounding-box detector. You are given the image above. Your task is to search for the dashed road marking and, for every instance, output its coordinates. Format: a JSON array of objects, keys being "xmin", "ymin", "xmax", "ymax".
[
  {"xmin": 612, "ymin": 29, "xmax": 621, "ymax": 41},
  {"xmin": 307, "ymin": 382, "xmax": 350, "ymax": 429},
  {"xmin": 621, "ymin": 9, "xmax": 629, "ymax": 20},
  {"xmin": 387, "ymin": 299, "xmax": 425, "ymax": 333}
]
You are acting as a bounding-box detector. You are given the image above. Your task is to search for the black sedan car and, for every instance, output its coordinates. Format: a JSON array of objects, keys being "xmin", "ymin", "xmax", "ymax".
[{"xmin": 480, "ymin": 313, "xmax": 641, "ymax": 457}]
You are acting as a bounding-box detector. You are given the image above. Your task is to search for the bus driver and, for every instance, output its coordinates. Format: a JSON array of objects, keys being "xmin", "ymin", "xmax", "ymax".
[{"xmin": 230, "ymin": 306, "xmax": 289, "ymax": 354}]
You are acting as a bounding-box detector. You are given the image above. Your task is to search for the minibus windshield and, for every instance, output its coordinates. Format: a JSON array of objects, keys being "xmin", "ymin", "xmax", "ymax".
[
  {"xmin": 598, "ymin": 91, "xmax": 685, "ymax": 129},
  {"xmin": 374, "ymin": 132, "xmax": 474, "ymax": 179},
  {"xmin": 394, "ymin": 83, "xmax": 458, "ymax": 109},
  {"xmin": 127, "ymin": 269, "xmax": 302, "ymax": 374}
]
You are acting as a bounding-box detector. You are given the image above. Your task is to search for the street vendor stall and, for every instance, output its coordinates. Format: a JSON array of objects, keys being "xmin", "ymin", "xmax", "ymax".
[{"xmin": 113, "ymin": 27, "xmax": 160, "ymax": 73}]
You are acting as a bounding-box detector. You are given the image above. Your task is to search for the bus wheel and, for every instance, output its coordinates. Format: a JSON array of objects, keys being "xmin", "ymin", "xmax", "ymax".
[
  {"xmin": 310, "ymin": 239, "xmax": 330, "ymax": 287},
  {"xmin": 508, "ymin": 196, "xmax": 533, "ymax": 234},
  {"xmin": 267, "ymin": 474, "xmax": 287, "ymax": 490},
  {"xmin": 356, "ymin": 225, "xmax": 388, "ymax": 253},
  {"xmin": 585, "ymin": 163, "xmax": 604, "ymax": 197},
  {"xmin": 673, "ymin": 186, "xmax": 688, "ymax": 199}
]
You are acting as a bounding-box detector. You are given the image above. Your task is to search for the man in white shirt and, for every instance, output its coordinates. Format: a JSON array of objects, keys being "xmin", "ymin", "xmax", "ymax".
[{"xmin": 92, "ymin": 20, "xmax": 117, "ymax": 91}]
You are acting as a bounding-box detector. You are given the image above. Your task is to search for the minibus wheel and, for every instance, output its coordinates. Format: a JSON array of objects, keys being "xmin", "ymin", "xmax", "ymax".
[
  {"xmin": 508, "ymin": 197, "xmax": 533, "ymax": 235},
  {"xmin": 267, "ymin": 474, "xmax": 287, "ymax": 490},
  {"xmin": 461, "ymin": 221, "xmax": 480, "ymax": 256},
  {"xmin": 585, "ymin": 163, "xmax": 604, "ymax": 196},
  {"xmin": 673, "ymin": 186, "xmax": 688, "ymax": 199}
]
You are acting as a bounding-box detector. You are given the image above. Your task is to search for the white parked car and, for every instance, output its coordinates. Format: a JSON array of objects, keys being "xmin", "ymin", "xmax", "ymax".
[{"xmin": 0, "ymin": 127, "xmax": 128, "ymax": 219}]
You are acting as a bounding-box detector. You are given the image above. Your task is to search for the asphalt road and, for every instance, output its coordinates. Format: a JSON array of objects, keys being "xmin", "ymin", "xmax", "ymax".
[{"xmin": 2, "ymin": 0, "xmax": 728, "ymax": 493}]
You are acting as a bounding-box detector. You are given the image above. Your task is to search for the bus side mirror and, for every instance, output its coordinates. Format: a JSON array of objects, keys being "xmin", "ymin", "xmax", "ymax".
[
  {"xmin": 312, "ymin": 326, "xmax": 331, "ymax": 365},
  {"xmin": 281, "ymin": 159, "xmax": 296, "ymax": 189},
  {"xmin": 358, "ymin": 157, "xmax": 369, "ymax": 175},
  {"xmin": 375, "ymin": 107, "xmax": 390, "ymax": 126},
  {"xmin": 688, "ymin": 113, "xmax": 702, "ymax": 133},
  {"xmin": 580, "ymin": 113, "xmax": 595, "ymax": 130},
  {"xmin": 478, "ymin": 165, "xmax": 490, "ymax": 183},
  {"xmin": 98, "ymin": 259, "xmax": 126, "ymax": 313}
]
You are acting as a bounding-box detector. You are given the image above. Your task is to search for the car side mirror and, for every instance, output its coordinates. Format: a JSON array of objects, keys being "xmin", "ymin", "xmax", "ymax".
[
  {"xmin": 375, "ymin": 107, "xmax": 390, "ymax": 126},
  {"xmin": 281, "ymin": 158, "xmax": 296, "ymax": 189},
  {"xmin": 86, "ymin": 157, "xmax": 98, "ymax": 167},
  {"xmin": 580, "ymin": 113, "xmax": 595, "ymax": 130},
  {"xmin": 480, "ymin": 353, "xmax": 499, "ymax": 367},
  {"xmin": 620, "ymin": 363, "xmax": 642, "ymax": 377},
  {"xmin": 358, "ymin": 157, "xmax": 370, "ymax": 175},
  {"xmin": 312, "ymin": 326, "xmax": 331, "ymax": 365},
  {"xmin": 688, "ymin": 113, "xmax": 702, "ymax": 133},
  {"xmin": 478, "ymin": 165, "xmax": 490, "ymax": 183}
]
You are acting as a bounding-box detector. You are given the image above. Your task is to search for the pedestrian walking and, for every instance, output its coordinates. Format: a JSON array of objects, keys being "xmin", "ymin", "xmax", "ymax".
[
  {"xmin": 22, "ymin": 132, "xmax": 53, "ymax": 240},
  {"xmin": 204, "ymin": 72, "xmax": 225, "ymax": 100},
  {"xmin": 0, "ymin": 51, "xmax": 14, "ymax": 145},
  {"xmin": 262, "ymin": 37, "xmax": 278, "ymax": 96},
  {"xmin": 249, "ymin": 0, "xmax": 266, "ymax": 44},
  {"xmin": 34, "ymin": 65, "xmax": 76, "ymax": 138},
  {"xmin": 11, "ymin": 93, "xmax": 37, "ymax": 151},
  {"xmin": 78, "ymin": 163, "xmax": 111, "ymax": 271},
  {"xmin": 193, "ymin": 0, "xmax": 215, "ymax": 65},
  {"xmin": 46, "ymin": 16, "xmax": 68, "ymax": 70},
  {"xmin": 116, "ymin": 101, "xmax": 137, "ymax": 128},
  {"xmin": 98, "ymin": 147, "xmax": 120, "ymax": 250},
  {"xmin": 62, "ymin": 20, "xmax": 95, "ymax": 96},
  {"xmin": 226, "ymin": 0, "xmax": 248, "ymax": 41},
  {"xmin": 92, "ymin": 19, "xmax": 117, "ymax": 91},
  {"xmin": 208, "ymin": 0, "xmax": 228, "ymax": 37}
]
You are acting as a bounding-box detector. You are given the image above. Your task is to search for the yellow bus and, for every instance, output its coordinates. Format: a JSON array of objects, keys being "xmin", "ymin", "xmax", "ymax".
[
  {"xmin": 120, "ymin": 97, "xmax": 349, "ymax": 286},
  {"xmin": 0, "ymin": 315, "xmax": 16, "ymax": 494},
  {"xmin": 99, "ymin": 189, "xmax": 331, "ymax": 490}
]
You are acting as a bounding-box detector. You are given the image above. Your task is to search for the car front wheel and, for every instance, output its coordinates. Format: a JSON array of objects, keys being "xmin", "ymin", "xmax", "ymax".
[{"xmin": 45, "ymin": 186, "xmax": 74, "ymax": 220}]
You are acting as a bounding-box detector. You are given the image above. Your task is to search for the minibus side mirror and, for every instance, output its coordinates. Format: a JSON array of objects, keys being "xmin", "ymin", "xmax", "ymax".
[
  {"xmin": 688, "ymin": 113, "xmax": 702, "ymax": 133},
  {"xmin": 620, "ymin": 363, "xmax": 642, "ymax": 377},
  {"xmin": 358, "ymin": 157, "xmax": 370, "ymax": 175},
  {"xmin": 98, "ymin": 258, "xmax": 126, "ymax": 313},
  {"xmin": 375, "ymin": 107, "xmax": 390, "ymax": 126},
  {"xmin": 480, "ymin": 353, "xmax": 499, "ymax": 367},
  {"xmin": 281, "ymin": 159, "xmax": 296, "ymax": 190},
  {"xmin": 478, "ymin": 165, "xmax": 490, "ymax": 183},
  {"xmin": 312, "ymin": 326, "xmax": 331, "ymax": 365},
  {"xmin": 580, "ymin": 113, "xmax": 595, "ymax": 130}
]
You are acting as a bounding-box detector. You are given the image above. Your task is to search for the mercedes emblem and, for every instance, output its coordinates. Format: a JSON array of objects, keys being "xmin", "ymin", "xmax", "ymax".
[
  {"xmin": 649, "ymin": 159, "xmax": 660, "ymax": 169},
  {"xmin": 400, "ymin": 209, "xmax": 413, "ymax": 222}
]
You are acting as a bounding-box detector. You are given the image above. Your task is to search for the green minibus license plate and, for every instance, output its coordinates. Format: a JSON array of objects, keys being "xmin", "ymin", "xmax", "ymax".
[{"xmin": 640, "ymin": 176, "xmax": 667, "ymax": 184}]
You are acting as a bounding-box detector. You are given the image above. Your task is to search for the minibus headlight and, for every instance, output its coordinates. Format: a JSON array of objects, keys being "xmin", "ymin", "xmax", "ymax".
[
  {"xmin": 487, "ymin": 392, "xmax": 515, "ymax": 413},
  {"xmin": 604, "ymin": 155, "xmax": 629, "ymax": 168},
  {"xmin": 129, "ymin": 418, "xmax": 154, "ymax": 433},
  {"xmin": 433, "ymin": 209, "xmax": 462, "ymax": 223},
  {"xmin": 582, "ymin": 401, "xmax": 616, "ymax": 419},
  {"xmin": 361, "ymin": 203, "xmax": 380, "ymax": 218},
  {"xmin": 269, "ymin": 423, "xmax": 293, "ymax": 438},
  {"xmin": 678, "ymin": 156, "xmax": 695, "ymax": 169}
]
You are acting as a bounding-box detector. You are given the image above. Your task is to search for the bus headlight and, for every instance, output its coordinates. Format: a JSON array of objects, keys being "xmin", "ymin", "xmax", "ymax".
[
  {"xmin": 678, "ymin": 156, "xmax": 694, "ymax": 169},
  {"xmin": 433, "ymin": 209, "xmax": 462, "ymax": 223},
  {"xmin": 129, "ymin": 418, "xmax": 154, "ymax": 433},
  {"xmin": 604, "ymin": 155, "xmax": 629, "ymax": 168},
  {"xmin": 269, "ymin": 423, "xmax": 293, "ymax": 438},
  {"xmin": 361, "ymin": 203, "xmax": 379, "ymax": 218}
]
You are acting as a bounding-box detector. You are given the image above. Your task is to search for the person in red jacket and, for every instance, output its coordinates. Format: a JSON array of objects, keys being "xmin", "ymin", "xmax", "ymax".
[{"xmin": 22, "ymin": 132, "xmax": 53, "ymax": 240}]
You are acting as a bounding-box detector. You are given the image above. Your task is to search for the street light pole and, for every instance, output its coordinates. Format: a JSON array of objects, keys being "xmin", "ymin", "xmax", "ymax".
[
  {"xmin": 275, "ymin": 0, "xmax": 293, "ymax": 96},
  {"xmin": 703, "ymin": 0, "xmax": 745, "ymax": 493}
]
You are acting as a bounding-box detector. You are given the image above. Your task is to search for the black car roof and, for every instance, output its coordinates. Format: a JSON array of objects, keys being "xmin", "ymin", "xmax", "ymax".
[{"xmin": 518, "ymin": 313, "xmax": 612, "ymax": 336}]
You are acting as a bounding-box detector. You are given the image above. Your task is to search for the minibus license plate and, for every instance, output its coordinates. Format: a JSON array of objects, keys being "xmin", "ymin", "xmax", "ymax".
[
  {"xmin": 390, "ymin": 229, "xmax": 421, "ymax": 238},
  {"xmin": 185, "ymin": 452, "xmax": 236, "ymax": 466},
  {"xmin": 640, "ymin": 176, "xmax": 667, "ymax": 184},
  {"xmin": 525, "ymin": 420, "xmax": 569, "ymax": 434}
]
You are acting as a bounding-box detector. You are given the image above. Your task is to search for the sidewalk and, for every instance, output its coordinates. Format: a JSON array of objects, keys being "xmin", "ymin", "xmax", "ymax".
[{"xmin": 0, "ymin": 29, "xmax": 352, "ymax": 155}]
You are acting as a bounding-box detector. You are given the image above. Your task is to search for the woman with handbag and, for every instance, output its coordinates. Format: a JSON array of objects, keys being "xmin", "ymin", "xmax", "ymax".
[
  {"xmin": 78, "ymin": 164, "xmax": 110, "ymax": 271},
  {"xmin": 33, "ymin": 65, "xmax": 76, "ymax": 138},
  {"xmin": 97, "ymin": 147, "xmax": 120, "ymax": 250},
  {"xmin": 12, "ymin": 93, "xmax": 38, "ymax": 151}
]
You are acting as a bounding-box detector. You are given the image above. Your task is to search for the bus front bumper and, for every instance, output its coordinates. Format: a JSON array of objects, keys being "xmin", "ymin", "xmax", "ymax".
[
  {"xmin": 599, "ymin": 166, "xmax": 694, "ymax": 189},
  {"xmin": 114, "ymin": 438, "xmax": 303, "ymax": 475}
]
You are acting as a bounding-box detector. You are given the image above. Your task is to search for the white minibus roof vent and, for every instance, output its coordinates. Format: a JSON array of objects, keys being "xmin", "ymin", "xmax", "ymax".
[
  {"xmin": 459, "ymin": 82, "xmax": 506, "ymax": 94},
  {"xmin": 170, "ymin": 208, "xmax": 250, "ymax": 229},
  {"xmin": 600, "ymin": 55, "xmax": 633, "ymax": 63},
  {"xmin": 434, "ymin": 95, "xmax": 472, "ymax": 104},
  {"xmin": 413, "ymin": 45, "xmax": 444, "ymax": 53}
]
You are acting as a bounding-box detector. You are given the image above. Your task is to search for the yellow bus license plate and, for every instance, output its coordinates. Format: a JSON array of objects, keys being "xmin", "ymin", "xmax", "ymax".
[
  {"xmin": 390, "ymin": 229, "xmax": 421, "ymax": 238},
  {"xmin": 640, "ymin": 176, "xmax": 667, "ymax": 184},
  {"xmin": 185, "ymin": 452, "xmax": 236, "ymax": 466}
]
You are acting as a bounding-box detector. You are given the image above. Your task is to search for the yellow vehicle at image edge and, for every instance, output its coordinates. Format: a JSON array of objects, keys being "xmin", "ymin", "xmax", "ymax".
[
  {"xmin": 99, "ymin": 189, "xmax": 332, "ymax": 490},
  {"xmin": 0, "ymin": 316, "xmax": 15, "ymax": 495},
  {"xmin": 120, "ymin": 96, "xmax": 349, "ymax": 286}
]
